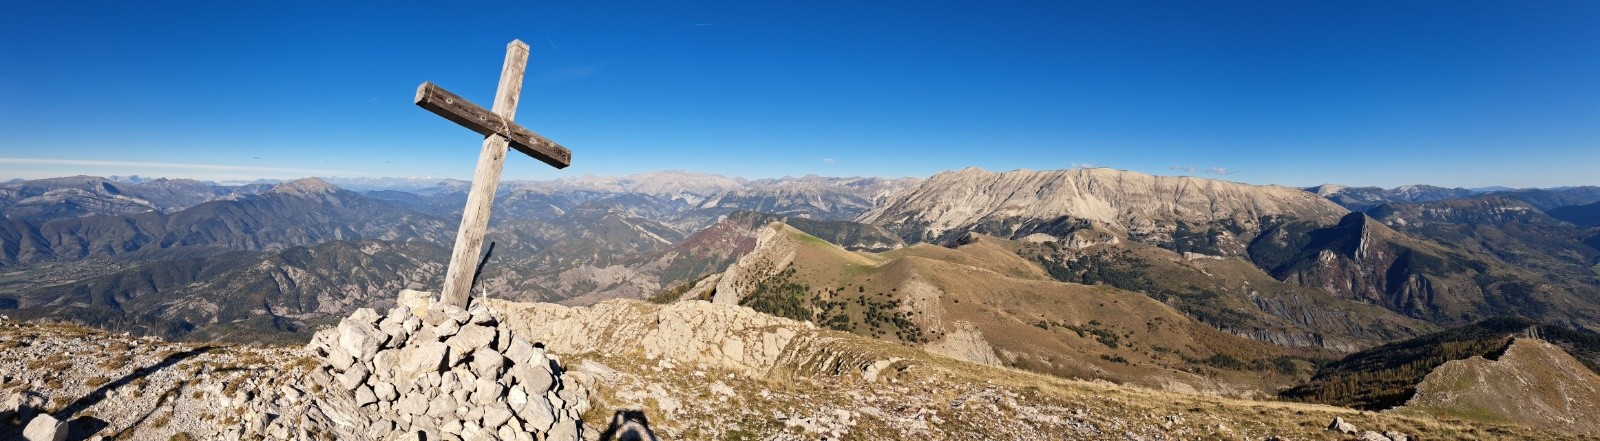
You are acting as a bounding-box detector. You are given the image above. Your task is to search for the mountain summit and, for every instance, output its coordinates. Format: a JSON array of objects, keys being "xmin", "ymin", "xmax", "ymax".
[
  {"xmin": 860, "ymin": 167, "xmax": 1348, "ymax": 248},
  {"xmin": 267, "ymin": 177, "xmax": 341, "ymax": 197}
]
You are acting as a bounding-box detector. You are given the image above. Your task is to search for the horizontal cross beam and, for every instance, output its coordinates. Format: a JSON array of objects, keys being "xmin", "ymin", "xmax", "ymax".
[{"xmin": 414, "ymin": 81, "xmax": 572, "ymax": 169}]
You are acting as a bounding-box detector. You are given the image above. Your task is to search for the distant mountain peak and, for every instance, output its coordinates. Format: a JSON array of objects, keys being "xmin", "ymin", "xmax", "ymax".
[
  {"xmin": 1308, "ymin": 184, "xmax": 1349, "ymax": 196},
  {"xmin": 863, "ymin": 166, "xmax": 1348, "ymax": 245},
  {"xmin": 268, "ymin": 177, "xmax": 340, "ymax": 196}
]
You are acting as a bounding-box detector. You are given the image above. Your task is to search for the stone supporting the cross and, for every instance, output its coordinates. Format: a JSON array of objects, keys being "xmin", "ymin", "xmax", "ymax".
[{"xmin": 414, "ymin": 39, "xmax": 572, "ymax": 308}]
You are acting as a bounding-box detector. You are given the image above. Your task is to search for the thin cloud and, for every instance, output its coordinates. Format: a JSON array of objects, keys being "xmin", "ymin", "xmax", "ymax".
[
  {"xmin": 1171, "ymin": 165, "xmax": 1240, "ymax": 175},
  {"xmin": 1070, "ymin": 162, "xmax": 1098, "ymax": 169},
  {"xmin": 0, "ymin": 157, "xmax": 367, "ymax": 176},
  {"xmin": 822, "ymin": 158, "xmax": 835, "ymax": 165}
]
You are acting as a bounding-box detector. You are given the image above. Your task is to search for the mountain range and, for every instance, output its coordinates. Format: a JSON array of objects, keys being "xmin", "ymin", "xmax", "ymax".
[{"xmin": 4, "ymin": 167, "xmax": 1600, "ymax": 435}]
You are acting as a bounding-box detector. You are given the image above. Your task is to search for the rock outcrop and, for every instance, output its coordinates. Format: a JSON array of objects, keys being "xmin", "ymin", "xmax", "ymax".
[{"xmin": 490, "ymin": 299, "xmax": 820, "ymax": 378}]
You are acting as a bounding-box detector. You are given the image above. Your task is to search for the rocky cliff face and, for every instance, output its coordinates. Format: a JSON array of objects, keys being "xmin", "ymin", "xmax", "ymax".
[
  {"xmin": 861, "ymin": 167, "xmax": 1348, "ymax": 255},
  {"xmin": 1269, "ymin": 213, "xmax": 1431, "ymax": 311},
  {"xmin": 1264, "ymin": 211, "xmax": 1600, "ymax": 331}
]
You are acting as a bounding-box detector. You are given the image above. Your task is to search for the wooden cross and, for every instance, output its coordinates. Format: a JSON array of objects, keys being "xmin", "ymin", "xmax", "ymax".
[{"xmin": 414, "ymin": 39, "xmax": 572, "ymax": 308}]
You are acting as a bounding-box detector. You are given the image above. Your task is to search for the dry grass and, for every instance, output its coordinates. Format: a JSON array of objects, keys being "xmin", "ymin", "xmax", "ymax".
[
  {"xmin": 100, "ymin": 352, "xmax": 133, "ymax": 370},
  {"xmin": 48, "ymin": 395, "xmax": 71, "ymax": 412},
  {"xmin": 740, "ymin": 227, "xmax": 1323, "ymax": 393},
  {"xmin": 506, "ymin": 293, "xmax": 1568, "ymax": 440}
]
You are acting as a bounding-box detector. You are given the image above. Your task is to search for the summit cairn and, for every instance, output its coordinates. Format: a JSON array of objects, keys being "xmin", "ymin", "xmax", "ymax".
[{"xmin": 305, "ymin": 289, "xmax": 590, "ymax": 440}]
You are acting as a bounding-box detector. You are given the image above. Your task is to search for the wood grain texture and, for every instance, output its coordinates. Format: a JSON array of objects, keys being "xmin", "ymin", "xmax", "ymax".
[
  {"xmin": 438, "ymin": 40, "xmax": 530, "ymax": 308},
  {"xmin": 414, "ymin": 82, "xmax": 571, "ymax": 169}
]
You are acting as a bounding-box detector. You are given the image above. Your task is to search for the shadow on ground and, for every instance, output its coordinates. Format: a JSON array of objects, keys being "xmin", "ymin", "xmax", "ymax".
[{"xmin": 1, "ymin": 346, "xmax": 214, "ymax": 440}]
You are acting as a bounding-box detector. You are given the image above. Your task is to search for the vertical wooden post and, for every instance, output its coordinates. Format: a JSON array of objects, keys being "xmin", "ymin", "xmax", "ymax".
[{"xmin": 439, "ymin": 40, "xmax": 530, "ymax": 308}]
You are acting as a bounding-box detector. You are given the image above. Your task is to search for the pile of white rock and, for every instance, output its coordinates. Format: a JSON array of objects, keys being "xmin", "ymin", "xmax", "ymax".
[{"xmin": 306, "ymin": 290, "xmax": 590, "ymax": 440}]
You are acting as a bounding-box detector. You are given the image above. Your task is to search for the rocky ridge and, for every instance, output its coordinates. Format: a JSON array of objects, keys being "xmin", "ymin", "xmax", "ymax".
[
  {"xmin": 860, "ymin": 167, "xmax": 1349, "ymax": 253},
  {"xmin": 1400, "ymin": 337, "xmax": 1600, "ymax": 437},
  {"xmin": 1, "ymin": 300, "xmax": 1575, "ymax": 439},
  {"xmin": 485, "ymin": 298, "xmax": 1558, "ymax": 439}
]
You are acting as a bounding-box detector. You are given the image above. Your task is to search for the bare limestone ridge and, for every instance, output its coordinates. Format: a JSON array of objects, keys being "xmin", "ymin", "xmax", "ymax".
[
  {"xmin": 266, "ymin": 177, "xmax": 342, "ymax": 197},
  {"xmin": 482, "ymin": 297, "xmax": 1568, "ymax": 439},
  {"xmin": 0, "ymin": 299, "xmax": 1577, "ymax": 439},
  {"xmin": 1398, "ymin": 337, "xmax": 1600, "ymax": 437},
  {"xmin": 859, "ymin": 167, "xmax": 1349, "ymax": 248}
]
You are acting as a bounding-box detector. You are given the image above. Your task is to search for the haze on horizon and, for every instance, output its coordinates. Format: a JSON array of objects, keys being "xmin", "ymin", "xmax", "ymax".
[{"xmin": 1, "ymin": 1, "xmax": 1596, "ymax": 189}]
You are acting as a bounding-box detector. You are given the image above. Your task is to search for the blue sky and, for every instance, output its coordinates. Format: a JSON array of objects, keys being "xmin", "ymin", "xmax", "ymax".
[{"xmin": 1, "ymin": 1, "xmax": 1596, "ymax": 188}]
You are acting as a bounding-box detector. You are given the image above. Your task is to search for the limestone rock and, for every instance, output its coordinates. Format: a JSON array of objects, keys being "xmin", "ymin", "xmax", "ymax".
[
  {"xmin": 448, "ymin": 324, "xmax": 497, "ymax": 356},
  {"xmin": 504, "ymin": 337, "xmax": 539, "ymax": 365},
  {"xmin": 473, "ymin": 378, "xmax": 505, "ymax": 407},
  {"xmin": 399, "ymin": 289, "xmax": 434, "ymax": 317},
  {"xmin": 339, "ymin": 317, "xmax": 384, "ymax": 360},
  {"xmin": 327, "ymin": 347, "xmax": 357, "ymax": 372},
  {"xmin": 1360, "ymin": 431, "xmax": 1392, "ymax": 441},
  {"xmin": 305, "ymin": 297, "xmax": 590, "ymax": 440},
  {"xmin": 518, "ymin": 397, "xmax": 557, "ymax": 433},
  {"xmin": 1329, "ymin": 417, "xmax": 1357, "ymax": 434},
  {"xmin": 509, "ymin": 361, "xmax": 555, "ymax": 394},
  {"xmin": 469, "ymin": 347, "xmax": 507, "ymax": 379},
  {"xmin": 469, "ymin": 306, "xmax": 496, "ymax": 326},
  {"xmin": 380, "ymin": 319, "xmax": 409, "ymax": 348},
  {"xmin": 483, "ymin": 406, "xmax": 515, "ymax": 431},
  {"xmin": 436, "ymin": 318, "xmax": 461, "ymax": 339},
  {"xmin": 22, "ymin": 413, "xmax": 67, "ymax": 441},
  {"xmin": 545, "ymin": 419, "xmax": 580, "ymax": 441},
  {"xmin": 355, "ymin": 384, "xmax": 378, "ymax": 407},
  {"xmin": 349, "ymin": 307, "xmax": 381, "ymax": 325},
  {"xmin": 396, "ymin": 393, "xmax": 430, "ymax": 416},
  {"xmin": 372, "ymin": 349, "xmax": 400, "ymax": 381},
  {"xmin": 339, "ymin": 363, "xmax": 371, "ymax": 391},
  {"xmin": 375, "ymin": 382, "xmax": 399, "ymax": 402},
  {"xmin": 397, "ymin": 341, "xmax": 449, "ymax": 384}
]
